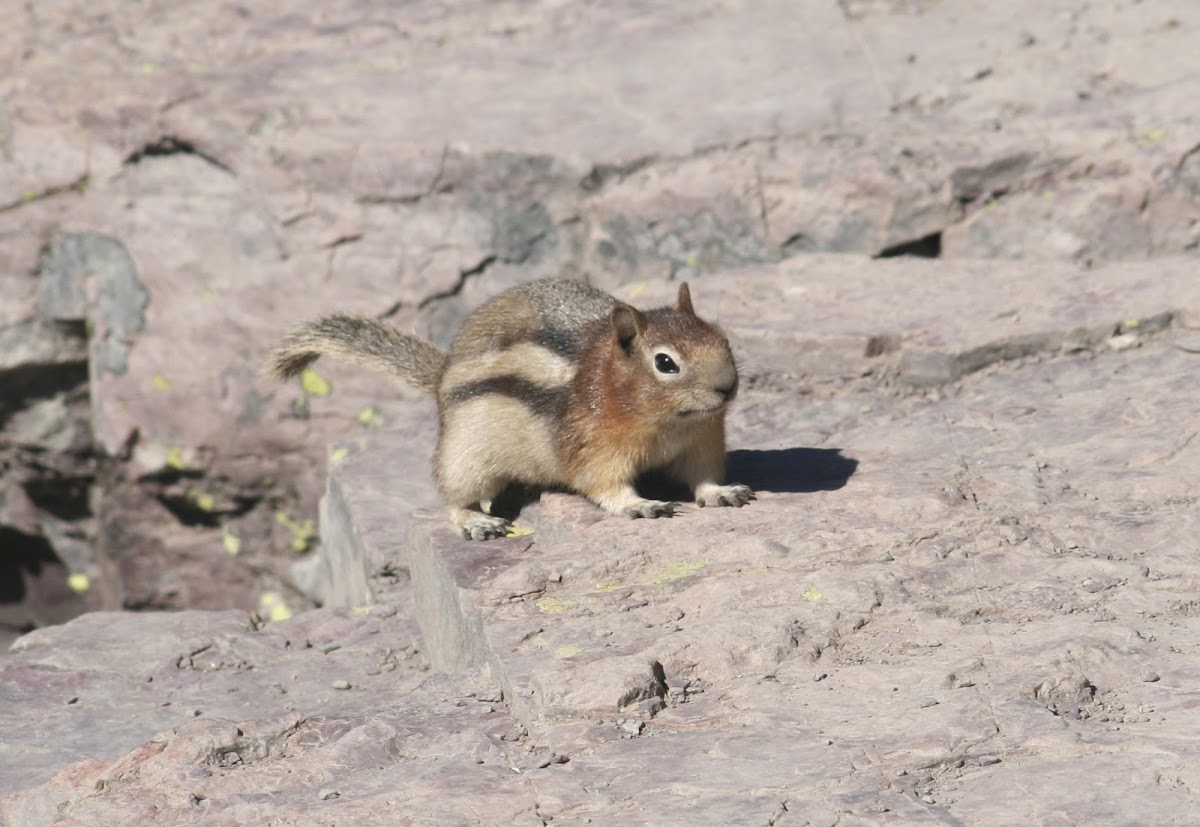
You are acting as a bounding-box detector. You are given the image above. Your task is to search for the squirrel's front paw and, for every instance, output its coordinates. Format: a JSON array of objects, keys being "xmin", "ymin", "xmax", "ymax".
[
  {"xmin": 695, "ymin": 483, "xmax": 755, "ymax": 508},
  {"xmin": 622, "ymin": 499, "xmax": 679, "ymax": 519},
  {"xmin": 457, "ymin": 512, "xmax": 512, "ymax": 541}
]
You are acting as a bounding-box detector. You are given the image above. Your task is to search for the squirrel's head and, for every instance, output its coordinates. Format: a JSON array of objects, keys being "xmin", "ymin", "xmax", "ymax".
[{"xmin": 608, "ymin": 283, "xmax": 738, "ymax": 421}]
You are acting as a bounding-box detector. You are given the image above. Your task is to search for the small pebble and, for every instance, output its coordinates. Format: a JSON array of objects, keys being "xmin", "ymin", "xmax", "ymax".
[
  {"xmin": 319, "ymin": 642, "xmax": 342, "ymax": 654},
  {"xmin": 1141, "ymin": 672, "xmax": 1161, "ymax": 683},
  {"xmin": 1108, "ymin": 333, "xmax": 1139, "ymax": 351},
  {"xmin": 813, "ymin": 672, "xmax": 828, "ymax": 682},
  {"xmin": 331, "ymin": 679, "xmax": 351, "ymax": 690},
  {"xmin": 977, "ymin": 756, "xmax": 1001, "ymax": 766},
  {"xmin": 318, "ymin": 789, "xmax": 340, "ymax": 801},
  {"xmin": 920, "ymin": 698, "xmax": 939, "ymax": 708},
  {"xmin": 668, "ymin": 607, "xmax": 685, "ymax": 622}
]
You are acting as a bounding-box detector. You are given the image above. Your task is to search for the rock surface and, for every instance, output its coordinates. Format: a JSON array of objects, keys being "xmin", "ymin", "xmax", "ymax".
[
  {"xmin": 2, "ymin": 0, "xmax": 1200, "ymax": 823},
  {"xmin": 3, "ymin": 0, "xmax": 1200, "ymax": 635},
  {"xmin": 4, "ymin": 257, "xmax": 1200, "ymax": 823}
]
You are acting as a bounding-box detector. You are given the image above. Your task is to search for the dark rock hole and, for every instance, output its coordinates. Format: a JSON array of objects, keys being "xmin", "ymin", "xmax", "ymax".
[
  {"xmin": 124, "ymin": 137, "xmax": 231, "ymax": 173},
  {"xmin": 125, "ymin": 137, "xmax": 203, "ymax": 164},
  {"xmin": 0, "ymin": 527, "xmax": 61, "ymax": 605},
  {"xmin": 876, "ymin": 231, "xmax": 943, "ymax": 259},
  {"xmin": 0, "ymin": 360, "xmax": 89, "ymax": 429},
  {"xmin": 781, "ymin": 232, "xmax": 817, "ymax": 256},
  {"xmin": 155, "ymin": 493, "xmax": 261, "ymax": 528},
  {"xmin": 23, "ymin": 475, "xmax": 93, "ymax": 522}
]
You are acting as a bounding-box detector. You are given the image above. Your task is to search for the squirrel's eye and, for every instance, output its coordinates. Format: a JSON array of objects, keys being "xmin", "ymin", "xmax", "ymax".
[{"xmin": 654, "ymin": 353, "xmax": 680, "ymax": 374}]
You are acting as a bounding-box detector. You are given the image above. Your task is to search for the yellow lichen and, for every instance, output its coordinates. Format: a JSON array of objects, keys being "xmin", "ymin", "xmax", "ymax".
[
  {"xmin": 67, "ymin": 573, "xmax": 90, "ymax": 594},
  {"xmin": 803, "ymin": 587, "xmax": 823, "ymax": 602},
  {"xmin": 151, "ymin": 375, "xmax": 171, "ymax": 392},
  {"xmin": 258, "ymin": 591, "xmax": 293, "ymax": 623},
  {"xmin": 554, "ymin": 644, "xmax": 581, "ymax": 659},
  {"xmin": 536, "ymin": 597, "xmax": 578, "ymax": 614},
  {"xmin": 166, "ymin": 446, "xmax": 187, "ymax": 471},
  {"xmin": 330, "ymin": 447, "xmax": 351, "ymax": 463},
  {"xmin": 276, "ymin": 511, "xmax": 316, "ymax": 553},
  {"xmin": 652, "ymin": 560, "xmax": 711, "ymax": 583},
  {"xmin": 222, "ymin": 527, "xmax": 241, "ymax": 555},
  {"xmin": 505, "ymin": 525, "xmax": 534, "ymax": 537},
  {"xmin": 357, "ymin": 407, "xmax": 382, "ymax": 428},
  {"xmin": 300, "ymin": 368, "xmax": 331, "ymax": 397}
]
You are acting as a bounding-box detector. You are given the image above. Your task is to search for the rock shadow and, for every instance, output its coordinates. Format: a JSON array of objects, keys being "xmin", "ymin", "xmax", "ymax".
[{"xmin": 726, "ymin": 447, "xmax": 858, "ymax": 494}]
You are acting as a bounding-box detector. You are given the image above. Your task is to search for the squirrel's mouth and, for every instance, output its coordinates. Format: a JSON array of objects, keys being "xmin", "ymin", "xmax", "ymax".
[{"xmin": 677, "ymin": 404, "xmax": 725, "ymax": 418}]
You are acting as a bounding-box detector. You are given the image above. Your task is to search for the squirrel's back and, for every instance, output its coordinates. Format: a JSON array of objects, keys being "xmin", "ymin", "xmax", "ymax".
[{"xmin": 437, "ymin": 280, "xmax": 616, "ymax": 418}]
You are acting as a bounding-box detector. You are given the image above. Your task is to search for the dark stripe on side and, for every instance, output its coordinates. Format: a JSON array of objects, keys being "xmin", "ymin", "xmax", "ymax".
[
  {"xmin": 534, "ymin": 326, "xmax": 584, "ymax": 358},
  {"xmin": 445, "ymin": 375, "xmax": 571, "ymax": 420}
]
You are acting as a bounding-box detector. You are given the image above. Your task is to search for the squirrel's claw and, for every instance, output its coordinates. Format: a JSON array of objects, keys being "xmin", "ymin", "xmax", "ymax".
[
  {"xmin": 696, "ymin": 484, "xmax": 755, "ymax": 509},
  {"xmin": 622, "ymin": 499, "xmax": 679, "ymax": 519},
  {"xmin": 458, "ymin": 512, "xmax": 512, "ymax": 541}
]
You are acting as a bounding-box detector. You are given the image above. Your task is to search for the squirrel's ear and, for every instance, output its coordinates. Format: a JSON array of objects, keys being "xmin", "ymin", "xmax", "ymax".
[
  {"xmin": 611, "ymin": 303, "xmax": 645, "ymax": 350},
  {"xmin": 677, "ymin": 282, "xmax": 695, "ymax": 315}
]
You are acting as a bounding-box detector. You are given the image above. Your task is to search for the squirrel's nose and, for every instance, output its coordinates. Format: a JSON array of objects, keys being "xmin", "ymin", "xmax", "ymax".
[{"xmin": 715, "ymin": 380, "xmax": 737, "ymax": 401}]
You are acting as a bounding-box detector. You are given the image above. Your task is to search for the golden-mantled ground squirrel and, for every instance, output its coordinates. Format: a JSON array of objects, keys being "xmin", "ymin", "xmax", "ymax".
[{"xmin": 268, "ymin": 279, "xmax": 754, "ymax": 539}]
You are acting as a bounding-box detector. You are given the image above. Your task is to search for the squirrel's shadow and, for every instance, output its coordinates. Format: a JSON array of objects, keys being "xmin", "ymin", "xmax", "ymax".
[
  {"xmin": 636, "ymin": 447, "xmax": 858, "ymax": 501},
  {"xmin": 726, "ymin": 447, "xmax": 858, "ymax": 494},
  {"xmin": 492, "ymin": 447, "xmax": 858, "ymax": 517}
]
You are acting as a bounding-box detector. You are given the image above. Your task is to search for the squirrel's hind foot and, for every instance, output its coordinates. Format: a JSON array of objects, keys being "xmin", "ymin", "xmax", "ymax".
[
  {"xmin": 454, "ymin": 510, "xmax": 512, "ymax": 541},
  {"xmin": 695, "ymin": 483, "xmax": 755, "ymax": 508}
]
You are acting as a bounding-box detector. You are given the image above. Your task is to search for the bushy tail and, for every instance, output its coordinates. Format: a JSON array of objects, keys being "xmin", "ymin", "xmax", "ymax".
[{"xmin": 267, "ymin": 314, "xmax": 446, "ymax": 394}]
